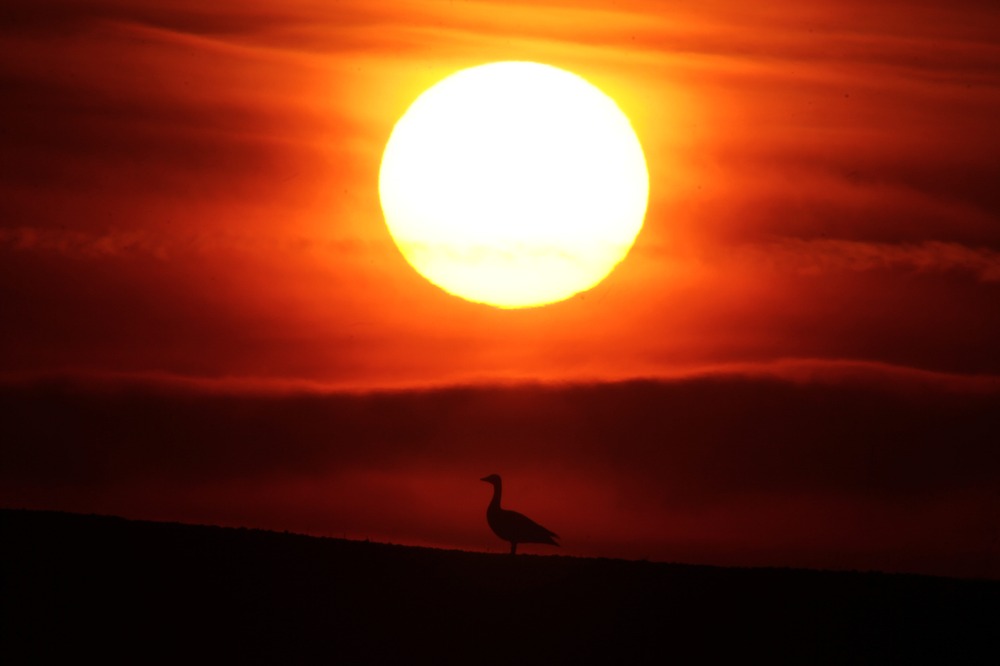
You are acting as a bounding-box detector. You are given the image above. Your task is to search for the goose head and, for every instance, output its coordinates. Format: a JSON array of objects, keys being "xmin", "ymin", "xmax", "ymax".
[{"xmin": 480, "ymin": 474, "xmax": 501, "ymax": 485}]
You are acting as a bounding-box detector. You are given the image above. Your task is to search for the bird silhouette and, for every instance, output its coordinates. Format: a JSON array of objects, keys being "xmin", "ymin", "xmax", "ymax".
[{"xmin": 480, "ymin": 474, "xmax": 559, "ymax": 555}]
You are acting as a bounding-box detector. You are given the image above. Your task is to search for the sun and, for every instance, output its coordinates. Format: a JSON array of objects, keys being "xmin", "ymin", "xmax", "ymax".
[{"xmin": 379, "ymin": 61, "xmax": 649, "ymax": 309}]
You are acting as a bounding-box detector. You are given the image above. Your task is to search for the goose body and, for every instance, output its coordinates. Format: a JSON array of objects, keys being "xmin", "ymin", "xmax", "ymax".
[{"xmin": 481, "ymin": 474, "xmax": 559, "ymax": 554}]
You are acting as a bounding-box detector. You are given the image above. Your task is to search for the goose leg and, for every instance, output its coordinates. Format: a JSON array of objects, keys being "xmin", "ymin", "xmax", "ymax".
[{"xmin": 510, "ymin": 542, "xmax": 517, "ymax": 555}]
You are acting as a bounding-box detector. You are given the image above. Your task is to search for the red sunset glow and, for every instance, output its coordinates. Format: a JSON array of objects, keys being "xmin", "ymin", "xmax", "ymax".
[{"xmin": 1, "ymin": 0, "xmax": 998, "ymax": 579}]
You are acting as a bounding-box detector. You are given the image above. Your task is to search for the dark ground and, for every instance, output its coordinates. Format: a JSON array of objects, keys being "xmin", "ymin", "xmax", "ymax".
[{"xmin": 2, "ymin": 509, "xmax": 998, "ymax": 664}]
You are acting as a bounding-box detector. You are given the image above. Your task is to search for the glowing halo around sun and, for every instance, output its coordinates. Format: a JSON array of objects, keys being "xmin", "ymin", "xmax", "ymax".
[{"xmin": 379, "ymin": 61, "xmax": 649, "ymax": 309}]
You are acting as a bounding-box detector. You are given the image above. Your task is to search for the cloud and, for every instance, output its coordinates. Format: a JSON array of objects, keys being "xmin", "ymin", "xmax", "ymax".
[
  {"xmin": 0, "ymin": 1, "xmax": 998, "ymax": 405},
  {"xmin": 2, "ymin": 366, "xmax": 997, "ymax": 576},
  {"xmin": 733, "ymin": 239, "xmax": 1000, "ymax": 282},
  {"xmin": 0, "ymin": 225, "xmax": 377, "ymax": 262}
]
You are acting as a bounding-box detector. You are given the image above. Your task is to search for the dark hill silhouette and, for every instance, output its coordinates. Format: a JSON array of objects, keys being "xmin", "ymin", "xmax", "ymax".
[
  {"xmin": 481, "ymin": 474, "xmax": 559, "ymax": 554},
  {"xmin": 2, "ymin": 509, "xmax": 998, "ymax": 664}
]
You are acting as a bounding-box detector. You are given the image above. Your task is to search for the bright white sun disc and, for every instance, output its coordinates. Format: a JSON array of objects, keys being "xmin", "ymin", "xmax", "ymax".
[{"xmin": 379, "ymin": 61, "xmax": 649, "ymax": 308}]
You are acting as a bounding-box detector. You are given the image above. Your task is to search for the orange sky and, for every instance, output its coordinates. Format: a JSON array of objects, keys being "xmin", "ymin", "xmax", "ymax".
[{"xmin": 1, "ymin": 0, "xmax": 999, "ymax": 577}]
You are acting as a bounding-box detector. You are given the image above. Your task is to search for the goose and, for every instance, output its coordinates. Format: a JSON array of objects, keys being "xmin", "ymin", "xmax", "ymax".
[{"xmin": 480, "ymin": 474, "xmax": 559, "ymax": 555}]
